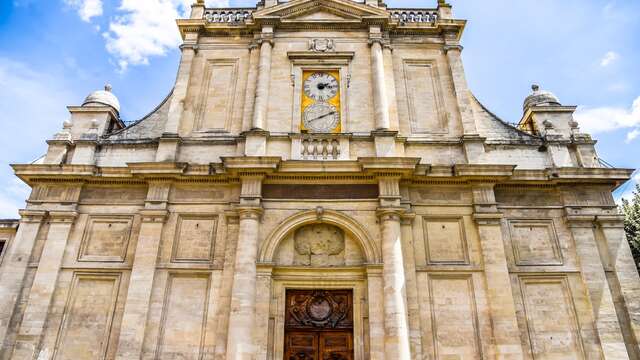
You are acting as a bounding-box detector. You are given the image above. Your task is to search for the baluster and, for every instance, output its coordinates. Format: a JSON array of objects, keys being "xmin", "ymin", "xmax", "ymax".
[
  {"xmin": 326, "ymin": 140, "xmax": 334, "ymax": 160},
  {"xmin": 302, "ymin": 139, "xmax": 310, "ymax": 159},
  {"xmin": 312, "ymin": 139, "xmax": 319, "ymax": 160},
  {"xmin": 321, "ymin": 139, "xmax": 329, "ymax": 160},
  {"xmin": 332, "ymin": 139, "xmax": 340, "ymax": 159}
]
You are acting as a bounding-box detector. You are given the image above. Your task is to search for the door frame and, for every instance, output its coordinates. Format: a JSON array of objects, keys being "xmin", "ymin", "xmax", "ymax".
[{"xmin": 261, "ymin": 266, "xmax": 372, "ymax": 360}]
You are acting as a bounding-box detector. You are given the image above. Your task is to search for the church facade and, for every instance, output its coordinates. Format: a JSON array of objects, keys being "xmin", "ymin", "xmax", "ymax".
[{"xmin": 1, "ymin": 0, "xmax": 639, "ymax": 359}]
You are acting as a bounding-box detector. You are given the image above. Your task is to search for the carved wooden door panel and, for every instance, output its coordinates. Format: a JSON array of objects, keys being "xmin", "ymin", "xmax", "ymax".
[{"xmin": 284, "ymin": 290, "xmax": 353, "ymax": 360}]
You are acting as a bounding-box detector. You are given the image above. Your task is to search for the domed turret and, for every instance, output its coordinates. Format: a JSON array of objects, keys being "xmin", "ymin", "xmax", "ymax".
[
  {"xmin": 82, "ymin": 84, "xmax": 120, "ymax": 113},
  {"xmin": 523, "ymin": 84, "xmax": 561, "ymax": 112}
]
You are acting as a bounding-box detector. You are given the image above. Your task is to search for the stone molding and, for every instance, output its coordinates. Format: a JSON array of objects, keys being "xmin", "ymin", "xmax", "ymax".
[
  {"xmin": 18, "ymin": 210, "xmax": 47, "ymax": 223},
  {"xmin": 139, "ymin": 209, "xmax": 169, "ymax": 223},
  {"xmin": 48, "ymin": 211, "xmax": 78, "ymax": 223},
  {"xmin": 376, "ymin": 207, "xmax": 405, "ymax": 222},
  {"xmin": 472, "ymin": 212, "xmax": 503, "ymax": 225},
  {"xmin": 236, "ymin": 206, "xmax": 263, "ymax": 220},
  {"xmin": 259, "ymin": 209, "xmax": 380, "ymax": 264}
]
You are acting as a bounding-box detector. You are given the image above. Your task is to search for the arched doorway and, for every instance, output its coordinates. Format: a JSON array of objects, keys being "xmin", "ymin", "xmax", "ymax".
[{"xmin": 256, "ymin": 209, "xmax": 382, "ymax": 360}]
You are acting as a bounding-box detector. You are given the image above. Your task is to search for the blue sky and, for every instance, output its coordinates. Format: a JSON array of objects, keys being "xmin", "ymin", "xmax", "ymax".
[{"xmin": 0, "ymin": 0, "xmax": 638, "ymax": 218}]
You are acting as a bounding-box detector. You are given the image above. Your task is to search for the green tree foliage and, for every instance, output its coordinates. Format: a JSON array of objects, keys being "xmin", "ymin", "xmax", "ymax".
[{"xmin": 621, "ymin": 184, "xmax": 640, "ymax": 269}]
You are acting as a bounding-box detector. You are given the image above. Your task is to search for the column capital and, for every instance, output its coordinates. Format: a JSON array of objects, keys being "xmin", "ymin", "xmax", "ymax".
[
  {"xmin": 237, "ymin": 206, "xmax": 263, "ymax": 220},
  {"xmin": 565, "ymin": 214, "xmax": 596, "ymax": 228},
  {"xmin": 400, "ymin": 212, "xmax": 416, "ymax": 226},
  {"xmin": 48, "ymin": 211, "xmax": 78, "ymax": 223},
  {"xmin": 18, "ymin": 210, "xmax": 47, "ymax": 223},
  {"xmin": 139, "ymin": 209, "xmax": 169, "ymax": 223},
  {"xmin": 179, "ymin": 43, "xmax": 199, "ymax": 53},
  {"xmin": 596, "ymin": 215, "xmax": 625, "ymax": 228},
  {"xmin": 443, "ymin": 44, "xmax": 463, "ymax": 54},
  {"xmin": 377, "ymin": 207, "xmax": 405, "ymax": 222},
  {"xmin": 472, "ymin": 212, "xmax": 502, "ymax": 225}
]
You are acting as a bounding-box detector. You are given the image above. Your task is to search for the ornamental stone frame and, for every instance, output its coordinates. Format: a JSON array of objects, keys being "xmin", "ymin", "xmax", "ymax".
[
  {"xmin": 256, "ymin": 209, "xmax": 381, "ymax": 360},
  {"xmin": 258, "ymin": 209, "xmax": 380, "ymax": 264}
]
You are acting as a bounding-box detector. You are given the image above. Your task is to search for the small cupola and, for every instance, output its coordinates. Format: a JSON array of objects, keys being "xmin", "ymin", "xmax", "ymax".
[
  {"xmin": 523, "ymin": 84, "xmax": 561, "ymax": 112},
  {"xmin": 82, "ymin": 84, "xmax": 121, "ymax": 114}
]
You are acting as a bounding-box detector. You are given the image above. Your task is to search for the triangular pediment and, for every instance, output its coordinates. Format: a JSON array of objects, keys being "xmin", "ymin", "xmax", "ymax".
[{"xmin": 253, "ymin": 0, "xmax": 389, "ymax": 24}]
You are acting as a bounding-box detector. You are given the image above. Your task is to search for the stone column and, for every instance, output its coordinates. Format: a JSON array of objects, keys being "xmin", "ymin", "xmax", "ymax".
[
  {"xmin": 115, "ymin": 182, "xmax": 170, "ymax": 359},
  {"xmin": 400, "ymin": 213, "xmax": 422, "ymax": 359},
  {"xmin": 242, "ymin": 42, "xmax": 260, "ymax": 132},
  {"xmin": 566, "ymin": 213, "xmax": 634, "ymax": 359},
  {"xmin": 597, "ymin": 215, "xmax": 640, "ymax": 357},
  {"xmin": 225, "ymin": 206, "xmax": 262, "ymax": 360},
  {"xmin": 12, "ymin": 211, "xmax": 78, "ymax": 359},
  {"xmin": 156, "ymin": 33, "xmax": 198, "ymax": 162},
  {"xmin": 0, "ymin": 210, "xmax": 45, "ymax": 350},
  {"xmin": 378, "ymin": 208, "xmax": 411, "ymax": 360},
  {"xmin": 472, "ymin": 184, "xmax": 524, "ymax": 358},
  {"xmin": 370, "ymin": 34, "xmax": 390, "ymax": 130},
  {"xmin": 251, "ymin": 28, "xmax": 274, "ymax": 131}
]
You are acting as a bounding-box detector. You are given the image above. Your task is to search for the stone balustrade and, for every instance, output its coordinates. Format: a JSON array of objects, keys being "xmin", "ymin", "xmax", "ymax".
[
  {"xmin": 291, "ymin": 134, "xmax": 350, "ymax": 161},
  {"xmin": 203, "ymin": 8, "xmax": 437, "ymax": 25},
  {"xmin": 389, "ymin": 9, "xmax": 438, "ymax": 24},
  {"xmin": 204, "ymin": 9, "xmax": 253, "ymax": 23}
]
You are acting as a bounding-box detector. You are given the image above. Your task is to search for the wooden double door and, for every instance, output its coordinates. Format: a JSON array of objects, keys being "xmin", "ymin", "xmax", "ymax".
[{"xmin": 284, "ymin": 290, "xmax": 354, "ymax": 360}]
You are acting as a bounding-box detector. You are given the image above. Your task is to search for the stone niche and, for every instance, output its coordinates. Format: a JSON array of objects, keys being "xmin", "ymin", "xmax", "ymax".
[{"xmin": 274, "ymin": 223, "xmax": 364, "ymax": 266}]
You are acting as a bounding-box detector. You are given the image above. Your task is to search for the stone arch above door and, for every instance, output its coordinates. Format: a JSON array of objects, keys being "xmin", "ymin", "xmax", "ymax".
[{"xmin": 258, "ymin": 209, "xmax": 380, "ymax": 264}]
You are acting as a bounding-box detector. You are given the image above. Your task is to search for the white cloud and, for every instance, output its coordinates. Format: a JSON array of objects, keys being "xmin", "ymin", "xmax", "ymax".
[
  {"xmin": 600, "ymin": 51, "xmax": 620, "ymax": 67},
  {"xmin": 574, "ymin": 96, "xmax": 640, "ymax": 141},
  {"xmin": 102, "ymin": 0, "xmax": 229, "ymax": 71},
  {"xmin": 627, "ymin": 129, "xmax": 640, "ymax": 143},
  {"xmin": 65, "ymin": 0, "xmax": 104, "ymax": 22}
]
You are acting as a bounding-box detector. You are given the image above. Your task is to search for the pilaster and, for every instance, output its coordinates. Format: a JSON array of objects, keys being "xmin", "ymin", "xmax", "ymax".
[
  {"xmin": 0, "ymin": 210, "xmax": 46, "ymax": 351},
  {"xmin": 226, "ymin": 173, "xmax": 266, "ymax": 360},
  {"xmin": 369, "ymin": 30, "xmax": 390, "ymax": 131},
  {"xmin": 157, "ymin": 32, "xmax": 199, "ymax": 162},
  {"xmin": 444, "ymin": 41, "xmax": 483, "ymax": 163},
  {"xmin": 471, "ymin": 183, "xmax": 524, "ymax": 359},
  {"xmin": 12, "ymin": 211, "xmax": 78, "ymax": 359},
  {"xmin": 377, "ymin": 207, "xmax": 410, "ymax": 360},
  {"xmin": 400, "ymin": 213, "xmax": 423, "ymax": 359},
  {"xmin": 242, "ymin": 41, "xmax": 261, "ymax": 132},
  {"xmin": 226, "ymin": 205, "xmax": 263, "ymax": 360},
  {"xmin": 595, "ymin": 215, "xmax": 640, "ymax": 358},
  {"xmin": 115, "ymin": 183, "xmax": 170, "ymax": 360},
  {"xmin": 564, "ymin": 212, "xmax": 629, "ymax": 359},
  {"xmin": 252, "ymin": 27, "xmax": 274, "ymax": 131}
]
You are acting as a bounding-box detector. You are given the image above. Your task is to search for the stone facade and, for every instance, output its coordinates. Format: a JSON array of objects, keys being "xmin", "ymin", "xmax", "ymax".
[{"xmin": 0, "ymin": 0, "xmax": 638, "ymax": 359}]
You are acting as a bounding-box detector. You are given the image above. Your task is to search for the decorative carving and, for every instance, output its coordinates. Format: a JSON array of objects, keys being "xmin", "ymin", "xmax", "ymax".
[
  {"xmin": 294, "ymin": 224, "xmax": 345, "ymax": 266},
  {"xmin": 286, "ymin": 290, "xmax": 353, "ymax": 329},
  {"xmin": 309, "ymin": 38, "xmax": 335, "ymax": 52}
]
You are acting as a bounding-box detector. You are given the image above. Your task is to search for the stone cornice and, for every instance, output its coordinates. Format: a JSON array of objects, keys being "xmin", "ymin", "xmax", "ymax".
[{"xmin": 11, "ymin": 162, "xmax": 634, "ymax": 190}]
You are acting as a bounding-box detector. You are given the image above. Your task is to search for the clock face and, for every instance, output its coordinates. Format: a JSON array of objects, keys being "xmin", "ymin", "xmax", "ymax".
[
  {"xmin": 303, "ymin": 103, "xmax": 339, "ymax": 133},
  {"xmin": 303, "ymin": 72, "xmax": 339, "ymax": 101}
]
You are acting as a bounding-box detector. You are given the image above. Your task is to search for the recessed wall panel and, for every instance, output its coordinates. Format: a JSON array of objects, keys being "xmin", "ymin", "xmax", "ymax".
[
  {"xmin": 423, "ymin": 218, "xmax": 468, "ymax": 264},
  {"xmin": 403, "ymin": 60, "xmax": 447, "ymax": 134},
  {"xmin": 520, "ymin": 276, "xmax": 584, "ymax": 359},
  {"xmin": 172, "ymin": 215, "xmax": 217, "ymax": 262},
  {"xmin": 157, "ymin": 274, "xmax": 210, "ymax": 359},
  {"xmin": 509, "ymin": 220, "xmax": 562, "ymax": 266},
  {"xmin": 196, "ymin": 59, "xmax": 238, "ymax": 132},
  {"xmin": 54, "ymin": 273, "xmax": 120, "ymax": 360},
  {"xmin": 428, "ymin": 275, "xmax": 481, "ymax": 359},
  {"xmin": 79, "ymin": 216, "xmax": 133, "ymax": 262}
]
